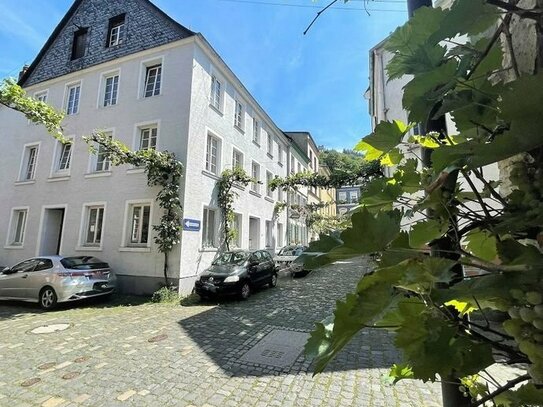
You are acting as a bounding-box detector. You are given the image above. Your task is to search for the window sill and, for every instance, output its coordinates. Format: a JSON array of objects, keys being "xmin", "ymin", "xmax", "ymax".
[
  {"xmin": 14, "ymin": 180, "xmax": 36, "ymax": 186},
  {"xmin": 202, "ymin": 170, "xmax": 221, "ymax": 181},
  {"xmin": 65, "ymin": 112, "xmax": 80, "ymax": 117},
  {"xmin": 126, "ymin": 168, "xmax": 145, "ymax": 175},
  {"xmin": 252, "ymin": 141, "xmax": 260, "ymax": 148},
  {"xmin": 75, "ymin": 246, "xmax": 102, "ymax": 252},
  {"xmin": 249, "ymin": 190, "xmax": 261, "ymax": 198},
  {"xmin": 234, "ymin": 125, "xmax": 245, "ymax": 134},
  {"xmin": 119, "ymin": 247, "xmax": 151, "ymax": 253},
  {"xmin": 233, "ymin": 182, "xmax": 245, "ymax": 191},
  {"xmin": 265, "ymin": 196, "xmax": 274, "ymax": 203},
  {"xmin": 199, "ymin": 247, "xmax": 219, "ymax": 253},
  {"xmin": 209, "ymin": 104, "xmax": 223, "ymax": 116},
  {"xmin": 267, "ymin": 153, "xmax": 274, "ymax": 159},
  {"xmin": 84, "ymin": 171, "xmax": 112, "ymax": 179},
  {"xmin": 4, "ymin": 245, "xmax": 24, "ymax": 250},
  {"xmin": 47, "ymin": 175, "xmax": 70, "ymax": 182},
  {"xmin": 140, "ymin": 93, "xmax": 162, "ymax": 100},
  {"xmin": 99, "ymin": 103, "xmax": 118, "ymax": 109}
]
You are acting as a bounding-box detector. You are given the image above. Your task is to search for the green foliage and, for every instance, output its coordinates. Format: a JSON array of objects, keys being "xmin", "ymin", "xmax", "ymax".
[
  {"xmin": 304, "ymin": 0, "xmax": 543, "ymax": 405},
  {"xmin": 151, "ymin": 286, "xmax": 180, "ymax": 304},
  {"xmin": 0, "ymin": 78, "xmax": 65, "ymax": 140},
  {"xmin": 217, "ymin": 167, "xmax": 254, "ymax": 250}
]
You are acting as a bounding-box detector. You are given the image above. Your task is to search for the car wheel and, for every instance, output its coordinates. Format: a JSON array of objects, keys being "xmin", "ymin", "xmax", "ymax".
[
  {"xmin": 240, "ymin": 282, "xmax": 251, "ymax": 300},
  {"xmin": 269, "ymin": 273, "xmax": 278, "ymax": 288},
  {"xmin": 39, "ymin": 287, "xmax": 57, "ymax": 310}
]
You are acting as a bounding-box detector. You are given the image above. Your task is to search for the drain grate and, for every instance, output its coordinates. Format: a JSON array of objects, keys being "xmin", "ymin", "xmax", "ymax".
[
  {"xmin": 29, "ymin": 323, "xmax": 71, "ymax": 334},
  {"xmin": 239, "ymin": 329, "xmax": 309, "ymax": 368}
]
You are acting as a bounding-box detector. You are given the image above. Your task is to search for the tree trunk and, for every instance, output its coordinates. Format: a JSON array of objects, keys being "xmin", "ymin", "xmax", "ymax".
[{"xmin": 163, "ymin": 250, "xmax": 169, "ymax": 287}]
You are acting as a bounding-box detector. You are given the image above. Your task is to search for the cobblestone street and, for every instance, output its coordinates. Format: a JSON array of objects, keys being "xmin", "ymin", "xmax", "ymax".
[{"xmin": 0, "ymin": 257, "xmax": 443, "ymax": 406}]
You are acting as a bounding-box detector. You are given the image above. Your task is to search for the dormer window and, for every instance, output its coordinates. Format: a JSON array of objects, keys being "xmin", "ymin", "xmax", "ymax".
[
  {"xmin": 107, "ymin": 14, "xmax": 125, "ymax": 47},
  {"xmin": 71, "ymin": 28, "xmax": 88, "ymax": 60}
]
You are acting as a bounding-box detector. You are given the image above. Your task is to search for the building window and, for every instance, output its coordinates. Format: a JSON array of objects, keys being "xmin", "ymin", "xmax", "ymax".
[
  {"xmin": 66, "ymin": 83, "xmax": 81, "ymax": 115},
  {"xmin": 35, "ymin": 91, "xmax": 47, "ymax": 103},
  {"xmin": 338, "ymin": 191, "xmax": 347, "ymax": 203},
  {"xmin": 210, "ymin": 75, "xmax": 222, "ymax": 111},
  {"xmin": 84, "ymin": 206, "xmax": 105, "ymax": 246},
  {"xmin": 267, "ymin": 134, "xmax": 273, "ymax": 156},
  {"xmin": 205, "ymin": 134, "xmax": 220, "ymax": 175},
  {"xmin": 290, "ymin": 156, "xmax": 295, "ymax": 174},
  {"xmin": 9, "ymin": 209, "xmax": 27, "ymax": 246},
  {"xmin": 252, "ymin": 118, "xmax": 260, "ymax": 144},
  {"xmin": 144, "ymin": 64, "xmax": 161, "ymax": 97},
  {"xmin": 57, "ymin": 141, "xmax": 73, "ymax": 172},
  {"xmin": 20, "ymin": 145, "xmax": 38, "ymax": 181},
  {"xmin": 94, "ymin": 133, "xmax": 111, "ymax": 172},
  {"xmin": 277, "ymin": 144, "xmax": 283, "ymax": 165},
  {"xmin": 266, "ymin": 171, "xmax": 273, "ymax": 199},
  {"xmin": 202, "ymin": 207, "xmax": 217, "ymax": 248},
  {"xmin": 232, "ymin": 148, "xmax": 243, "ymax": 170},
  {"xmin": 350, "ymin": 191, "xmax": 359, "ymax": 204},
  {"xmin": 278, "ymin": 187, "xmax": 284, "ymax": 202},
  {"xmin": 128, "ymin": 204, "xmax": 150, "ymax": 245},
  {"xmin": 234, "ymin": 100, "xmax": 244, "ymax": 130},
  {"xmin": 107, "ymin": 14, "xmax": 125, "ymax": 47},
  {"xmin": 71, "ymin": 28, "xmax": 88, "ymax": 60},
  {"xmin": 103, "ymin": 74, "xmax": 119, "ymax": 106},
  {"xmin": 265, "ymin": 220, "xmax": 273, "ymax": 248},
  {"xmin": 232, "ymin": 213, "xmax": 242, "ymax": 248},
  {"xmin": 138, "ymin": 126, "xmax": 157, "ymax": 151},
  {"xmin": 297, "ymin": 162, "xmax": 302, "ymax": 174},
  {"xmin": 277, "ymin": 223, "xmax": 283, "ymax": 248},
  {"xmin": 251, "ymin": 161, "xmax": 260, "ymax": 193},
  {"xmin": 313, "ymin": 157, "xmax": 318, "ymax": 171}
]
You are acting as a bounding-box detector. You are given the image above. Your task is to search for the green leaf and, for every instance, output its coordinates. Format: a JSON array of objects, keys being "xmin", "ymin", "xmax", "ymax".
[
  {"xmin": 497, "ymin": 239, "xmax": 543, "ymax": 267},
  {"xmin": 464, "ymin": 229, "xmax": 497, "ymax": 262},
  {"xmin": 355, "ymin": 120, "xmax": 410, "ymax": 164},
  {"xmin": 359, "ymin": 178, "xmax": 403, "ymax": 212},
  {"xmin": 495, "ymin": 383, "xmax": 543, "ymax": 407},
  {"xmin": 341, "ymin": 209, "xmax": 401, "ymax": 254},
  {"xmin": 393, "ymin": 159, "xmax": 421, "ymax": 194},
  {"xmin": 308, "ymin": 234, "xmax": 343, "ymax": 253},
  {"xmin": 385, "ymin": 364, "xmax": 414, "ymax": 385},
  {"xmin": 409, "ymin": 219, "xmax": 448, "ymax": 248},
  {"xmin": 444, "ymin": 300, "xmax": 477, "ymax": 316}
]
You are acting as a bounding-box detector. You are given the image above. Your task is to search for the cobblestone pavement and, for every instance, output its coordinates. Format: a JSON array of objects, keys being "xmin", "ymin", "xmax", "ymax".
[{"xmin": 0, "ymin": 257, "xmax": 444, "ymax": 407}]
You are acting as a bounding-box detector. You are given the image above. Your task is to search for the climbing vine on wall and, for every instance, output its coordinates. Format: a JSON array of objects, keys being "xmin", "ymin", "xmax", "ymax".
[
  {"xmin": 84, "ymin": 132, "xmax": 183, "ymax": 286},
  {"xmin": 217, "ymin": 167, "xmax": 255, "ymax": 250}
]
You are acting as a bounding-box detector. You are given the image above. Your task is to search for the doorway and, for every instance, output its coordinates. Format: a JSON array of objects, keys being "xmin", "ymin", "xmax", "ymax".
[
  {"xmin": 39, "ymin": 208, "xmax": 65, "ymax": 255},
  {"xmin": 248, "ymin": 217, "xmax": 260, "ymax": 250}
]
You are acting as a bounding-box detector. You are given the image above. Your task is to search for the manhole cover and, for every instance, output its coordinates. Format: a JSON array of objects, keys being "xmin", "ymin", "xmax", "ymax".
[
  {"xmin": 239, "ymin": 329, "xmax": 309, "ymax": 368},
  {"xmin": 29, "ymin": 323, "xmax": 71, "ymax": 334}
]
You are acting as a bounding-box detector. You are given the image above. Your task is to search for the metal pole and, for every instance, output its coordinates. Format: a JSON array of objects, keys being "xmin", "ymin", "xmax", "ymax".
[{"xmin": 405, "ymin": 1, "xmax": 470, "ymax": 406}]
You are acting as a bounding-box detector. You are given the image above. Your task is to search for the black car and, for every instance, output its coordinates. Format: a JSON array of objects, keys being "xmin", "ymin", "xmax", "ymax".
[{"xmin": 194, "ymin": 250, "xmax": 277, "ymax": 300}]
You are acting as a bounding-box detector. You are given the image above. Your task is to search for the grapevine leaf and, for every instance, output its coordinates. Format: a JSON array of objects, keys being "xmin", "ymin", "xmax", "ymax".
[
  {"xmin": 409, "ymin": 219, "xmax": 448, "ymax": 248},
  {"xmin": 355, "ymin": 120, "xmax": 410, "ymax": 164},
  {"xmin": 359, "ymin": 178, "xmax": 403, "ymax": 212},
  {"xmin": 385, "ymin": 364, "xmax": 414, "ymax": 385},
  {"xmin": 464, "ymin": 229, "xmax": 497, "ymax": 262},
  {"xmin": 444, "ymin": 300, "xmax": 477, "ymax": 316},
  {"xmin": 494, "ymin": 383, "xmax": 543, "ymax": 407},
  {"xmin": 497, "ymin": 239, "xmax": 543, "ymax": 266}
]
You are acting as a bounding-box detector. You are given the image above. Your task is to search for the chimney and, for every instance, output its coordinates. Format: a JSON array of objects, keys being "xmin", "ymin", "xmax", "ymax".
[{"xmin": 18, "ymin": 64, "xmax": 29, "ymax": 82}]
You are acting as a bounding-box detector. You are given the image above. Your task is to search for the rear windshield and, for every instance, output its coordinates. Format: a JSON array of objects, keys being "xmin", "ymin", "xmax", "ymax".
[
  {"xmin": 278, "ymin": 247, "xmax": 305, "ymax": 256},
  {"xmin": 61, "ymin": 256, "xmax": 109, "ymax": 270},
  {"xmin": 212, "ymin": 252, "xmax": 250, "ymax": 266}
]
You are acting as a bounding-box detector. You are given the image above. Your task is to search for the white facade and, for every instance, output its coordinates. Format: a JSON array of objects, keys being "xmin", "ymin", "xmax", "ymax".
[{"xmin": 0, "ymin": 35, "xmax": 294, "ymax": 294}]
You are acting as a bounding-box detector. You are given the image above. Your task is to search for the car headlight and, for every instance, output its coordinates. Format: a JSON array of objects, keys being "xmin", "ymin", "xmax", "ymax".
[{"xmin": 224, "ymin": 275, "xmax": 240, "ymax": 283}]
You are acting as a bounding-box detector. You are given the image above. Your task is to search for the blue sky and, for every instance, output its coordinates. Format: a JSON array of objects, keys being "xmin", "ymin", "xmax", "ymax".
[{"xmin": 0, "ymin": 0, "xmax": 408, "ymax": 150}]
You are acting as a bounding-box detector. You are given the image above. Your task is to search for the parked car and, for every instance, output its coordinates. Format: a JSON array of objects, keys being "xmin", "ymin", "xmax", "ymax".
[
  {"xmin": 0, "ymin": 256, "xmax": 116, "ymax": 310},
  {"xmin": 289, "ymin": 251, "xmax": 324, "ymax": 277},
  {"xmin": 194, "ymin": 250, "xmax": 277, "ymax": 300},
  {"xmin": 273, "ymin": 245, "xmax": 308, "ymax": 271}
]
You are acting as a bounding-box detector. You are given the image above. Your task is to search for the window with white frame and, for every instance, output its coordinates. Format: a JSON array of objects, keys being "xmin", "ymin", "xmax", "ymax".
[
  {"xmin": 278, "ymin": 187, "xmax": 284, "ymax": 202},
  {"xmin": 94, "ymin": 132, "xmax": 112, "ymax": 172},
  {"xmin": 138, "ymin": 125, "xmax": 157, "ymax": 151},
  {"xmin": 103, "ymin": 74, "xmax": 119, "ymax": 106},
  {"xmin": 9, "ymin": 209, "xmax": 27, "ymax": 246},
  {"xmin": 265, "ymin": 220, "xmax": 273, "ymax": 248},
  {"xmin": 266, "ymin": 171, "xmax": 273, "ymax": 198},
  {"xmin": 144, "ymin": 64, "xmax": 161, "ymax": 97},
  {"xmin": 20, "ymin": 144, "xmax": 38, "ymax": 181},
  {"xmin": 107, "ymin": 14, "xmax": 125, "ymax": 47},
  {"xmin": 309, "ymin": 150, "xmax": 313, "ymax": 169},
  {"xmin": 56, "ymin": 140, "xmax": 73, "ymax": 172},
  {"xmin": 267, "ymin": 133, "xmax": 273, "ymax": 156},
  {"xmin": 84, "ymin": 206, "xmax": 105, "ymax": 246},
  {"xmin": 210, "ymin": 75, "xmax": 222, "ymax": 111},
  {"xmin": 350, "ymin": 190, "xmax": 359, "ymax": 203},
  {"xmin": 65, "ymin": 83, "xmax": 81, "ymax": 115},
  {"xmin": 277, "ymin": 223, "xmax": 283, "ymax": 248},
  {"xmin": 297, "ymin": 162, "xmax": 302, "ymax": 173},
  {"xmin": 277, "ymin": 144, "xmax": 283, "ymax": 165},
  {"xmin": 232, "ymin": 213, "xmax": 242, "ymax": 248},
  {"xmin": 252, "ymin": 117, "xmax": 260, "ymax": 144},
  {"xmin": 128, "ymin": 203, "xmax": 150, "ymax": 246},
  {"xmin": 205, "ymin": 134, "xmax": 220, "ymax": 175},
  {"xmin": 232, "ymin": 148, "xmax": 243, "ymax": 170},
  {"xmin": 290, "ymin": 156, "xmax": 295, "ymax": 174},
  {"xmin": 234, "ymin": 100, "xmax": 244, "ymax": 130},
  {"xmin": 202, "ymin": 207, "xmax": 217, "ymax": 248},
  {"xmin": 251, "ymin": 161, "xmax": 260, "ymax": 193},
  {"xmin": 338, "ymin": 191, "xmax": 347, "ymax": 203},
  {"xmin": 34, "ymin": 91, "xmax": 47, "ymax": 103}
]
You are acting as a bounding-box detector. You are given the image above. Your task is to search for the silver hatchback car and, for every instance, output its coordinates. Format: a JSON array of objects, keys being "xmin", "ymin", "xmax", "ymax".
[{"xmin": 0, "ymin": 256, "xmax": 116, "ymax": 309}]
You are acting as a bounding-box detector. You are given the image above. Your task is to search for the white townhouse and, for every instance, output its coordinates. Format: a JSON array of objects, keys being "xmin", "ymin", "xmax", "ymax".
[{"xmin": 0, "ymin": 0, "xmax": 308, "ymax": 295}]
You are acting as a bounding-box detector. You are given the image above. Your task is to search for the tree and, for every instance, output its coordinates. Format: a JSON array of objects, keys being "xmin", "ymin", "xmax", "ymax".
[{"xmin": 303, "ymin": 0, "xmax": 543, "ymax": 405}]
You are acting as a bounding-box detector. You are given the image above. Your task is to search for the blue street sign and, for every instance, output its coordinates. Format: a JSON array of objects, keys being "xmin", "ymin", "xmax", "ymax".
[{"xmin": 182, "ymin": 218, "xmax": 201, "ymax": 231}]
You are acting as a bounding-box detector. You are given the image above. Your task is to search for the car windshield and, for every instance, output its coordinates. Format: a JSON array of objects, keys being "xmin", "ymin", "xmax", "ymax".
[
  {"xmin": 212, "ymin": 252, "xmax": 250, "ymax": 266},
  {"xmin": 278, "ymin": 247, "xmax": 305, "ymax": 256},
  {"xmin": 61, "ymin": 256, "xmax": 109, "ymax": 270}
]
